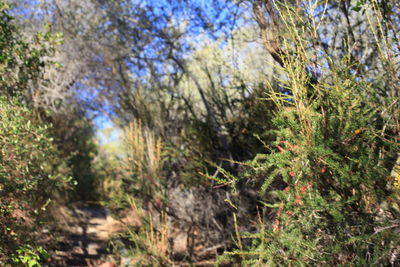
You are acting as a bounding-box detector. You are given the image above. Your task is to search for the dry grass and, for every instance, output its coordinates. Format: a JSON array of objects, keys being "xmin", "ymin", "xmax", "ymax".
[
  {"xmin": 126, "ymin": 119, "xmax": 162, "ymax": 180},
  {"xmin": 124, "ymin": 195, "xmax": 171, "ymax": 266}
]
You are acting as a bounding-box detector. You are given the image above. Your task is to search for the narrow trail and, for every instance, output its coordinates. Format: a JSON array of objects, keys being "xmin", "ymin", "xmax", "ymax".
[
  {"xmin": 48, "ymin": 204, "xmax": 124, "ymax": 266},
  {"xmin": 45, "ymin": 204, "xmax": 221, "ymax": 266}
]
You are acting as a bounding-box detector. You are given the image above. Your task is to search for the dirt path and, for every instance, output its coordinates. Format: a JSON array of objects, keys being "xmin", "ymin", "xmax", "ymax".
[
  {"xmin": 45, "ymin": 203, "xmax": 222, "ymax": 266},
  {"xmin": 48, "ymin": 204, "xmax": 124, "ymax": 266}
]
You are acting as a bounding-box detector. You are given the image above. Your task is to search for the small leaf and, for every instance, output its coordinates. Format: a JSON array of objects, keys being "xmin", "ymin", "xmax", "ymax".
[{"xmin": 28, "ymin": 259, "xmax": 38, "ymax": 267}]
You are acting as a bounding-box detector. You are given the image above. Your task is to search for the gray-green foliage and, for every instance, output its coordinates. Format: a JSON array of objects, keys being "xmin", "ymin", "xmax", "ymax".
[{"xmin": 0, "ymin": 2, "xmax": 61, "ymax": 104}]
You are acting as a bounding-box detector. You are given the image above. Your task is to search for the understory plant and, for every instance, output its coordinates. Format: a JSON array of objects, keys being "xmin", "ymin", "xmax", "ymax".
[
  {"xmin": 0, "ymin": 2, "xmax": 72, "ymax": 265},
  {"xmin": 101, "ymin": 119, "xmax": 171, "ymax": 265},
  {"xmin": 0, "ymin": 97, "xmax": 72, "ymax": 264},
  {"xmin": 219, "ymin": 0, "xmax": 400, "ymax": 266}
]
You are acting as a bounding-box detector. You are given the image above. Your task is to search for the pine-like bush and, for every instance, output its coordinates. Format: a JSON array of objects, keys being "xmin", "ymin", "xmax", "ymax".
[{"xmin": 221, "ymin": 1, "xmax": 400, "ymax": 265}]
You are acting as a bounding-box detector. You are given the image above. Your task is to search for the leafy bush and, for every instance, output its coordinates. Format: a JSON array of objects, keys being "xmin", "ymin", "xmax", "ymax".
[
  {"xmin": 0, "ymin": 2, "xmax": 73, "ymax": 264},
  {"xmin": 0, "ymin": 97, "xmax": 72, "ymax": 263},
  {"xmin": 49, "ymin": 110, "xmax": 98, "ymax": 201},
  {"xmin": 0, "ymin": 2, "xmax": 61, "ymax": 102},
  {"xmin": 10, "ymin": 245, "xmax": 49, "ymax": 267}
]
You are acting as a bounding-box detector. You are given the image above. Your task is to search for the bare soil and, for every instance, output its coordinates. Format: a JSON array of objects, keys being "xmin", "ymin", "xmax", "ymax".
[{"xmin": 46, "ymin": 203, "xmax": 129, "ymax": 266}]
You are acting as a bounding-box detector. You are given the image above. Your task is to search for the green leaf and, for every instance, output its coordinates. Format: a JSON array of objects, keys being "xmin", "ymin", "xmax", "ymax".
[{"xmin": 28, "ymin": 259, "xmax": 38, "ymax": 267}]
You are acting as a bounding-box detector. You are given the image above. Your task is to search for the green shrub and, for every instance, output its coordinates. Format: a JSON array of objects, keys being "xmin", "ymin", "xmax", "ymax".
[
  {"xmin": 220, "ymin": 1, "xmax": 400, "ymax": 266},
  {"xmin": 0, "ymin": 97, "xmax": 73, "ymax": 263},
  {"xmin": 10, "ymin": 245, "xmax": 49, "ymax": 267},
  {"xmin": 0, "ymin": 2, "xmax": 61, "ymax": 102}
]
